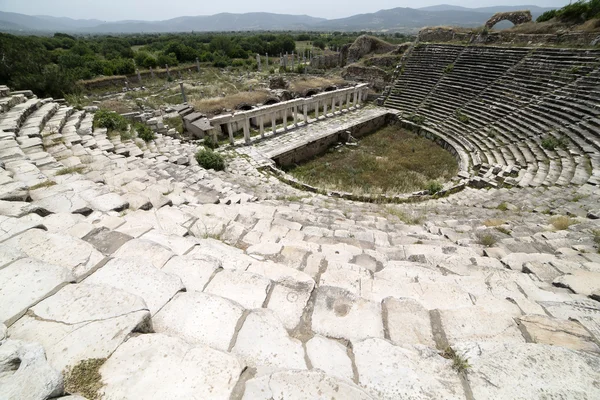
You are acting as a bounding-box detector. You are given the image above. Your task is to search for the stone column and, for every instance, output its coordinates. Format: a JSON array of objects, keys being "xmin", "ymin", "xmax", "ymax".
[
  {"xmin": 283, "ymin": 108, "xmax": 288, "ymax": 132},
  {"xmin": 259, "ymin": 115, "xmax": 265, "ymax": 138},
  {"xmin": 256, "ymin": 54, "xmax": 261, "ymax": 72},
  {"xmin": 331, "ymin": 97, "xmax": 336, "ymax": 114},
  {"xmin": 271, "ymin": 113, "xmax": 276, "ymax": 134},
  {"xmin": 293, "ymin": 105, "xmax": 298, "ymax": 127},
  {"xmin": 352, "ymin": 89, "xmax": 357, "ymax": 108},
  {"xmin": 227, "ymin": 122, "xmax": 234, "ymax": 145},
  {"xmin": 303, "ymin": 104, "xmax": 308, "ymax": 123},
  {"xmin": 266, "ymin": 53, "xmax": 269, "ymax": 68},
  {"xmin": 345, "ymin": 93, "xmax": 350, "ymax": 110},
  {"xmin": 150, "ymin": 67, "xmax": 155, "ymax": 79},
  {"xmin": 291, "ymin": 52, "xmax": 295, "ymax": 72},
  {"xmin": 196, "ymin": 58, "xmax": 200, "ymax": 73},
  {"xmin": 243, "ymin": 117, "xmax": 251, "ymax": 144},
  {"xmin": 178, "ymin": 71, "xmax": 182, "ymax": 80},
  {"xmin": 166, "ymin": 64, "xmax": 170, "ymax": 78},
  {"xmin": 357, "ymin": 90, "xmax": 362, "ymax": 107},
  {"xmin": 315, "ymin": 100, "xmax": 319, "ymax": 119},
  {"xmin": 323, "ymin": 101, "xmax": 328, "ymax": 117},
  {"xmin": 179, "ymin": 82, "xmax": 187, "ymax": 103},
  {"xmin": 137, "ymin": 69, "xmax": 142, "ymax": 83}
]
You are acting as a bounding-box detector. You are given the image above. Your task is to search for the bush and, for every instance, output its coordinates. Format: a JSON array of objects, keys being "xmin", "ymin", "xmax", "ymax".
[
  {"xmin": 134, "ymin": 123, "xmax": 155, "ymax": 142},
  {"xmin": 537, "ymin": 9, "xmax": 558, "ymax": 22},
  {"xmin": 93, "ymin": 109, "xmax": 128, "ymax": 132},
  {"xmin": 203, "ymin": 135, "xmax": 219, "ymax": 149},
  {"xmin": 407, "ymin": 114, "xmax": 426, "ymax": 125},
  {"xmin": 541, "ymin": 136, "xmax": 569, "ymax": 150},
  {"xmin": 455, "ymin": 110, "xmax": 469, "ymax": 124},
  {"xmin": 443, "ymin": 63, "xmax": 454, "ymax": 74},
  {"xmin": 196, "ymin": 149, "xmax": 225, "ymax": 171},
  {"xmin": 426, "ymin": 180, "xmax": 443, "ymax": 194}
]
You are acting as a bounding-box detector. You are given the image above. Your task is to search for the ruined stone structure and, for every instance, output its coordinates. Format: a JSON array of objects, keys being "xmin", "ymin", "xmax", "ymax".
[
  {"xmin": 1, "ymin": 40, "xmax": 600, "ymax": 400},
  {"xmin": 207, "ymin": 84, "xmax": 369, "ymax": 144},
  {"xmin": 485, "ymin": 10, "xmax": 532, "ymax": 29}
]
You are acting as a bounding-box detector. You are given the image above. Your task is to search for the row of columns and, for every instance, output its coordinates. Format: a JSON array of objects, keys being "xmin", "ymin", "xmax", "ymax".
[{"xmin": 224, "ymin": 87, "xmax": 366, "ymax": 145}]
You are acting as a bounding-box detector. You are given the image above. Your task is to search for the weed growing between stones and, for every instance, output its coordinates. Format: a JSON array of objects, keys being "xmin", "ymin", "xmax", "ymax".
[
  {"xmin": 477, "ymin": 232, "xmax": 497, "ymax": 247},
  {"xmin": 454, "ymin": 110, "xmax": 469, "ymax": 123},
  {"xmin": 56, "ymin": 166, "xmax": 86, "ymax": 176},
  {"xmin": 29, "ymin": 180, "xmax": 56, "ymax": 190},
  {"xmin": 64, "ymin": 358, "xmax": 106, "ymax": 400},
  {"xmin": 550, "ymin": 215, "xmax": 577, "ymax": 230},
  {"xmin": 541, "ymin": 136, "xmax": 569, "ymax": 150},
  {"xmin": 497, "ymin": 202, "xmax": 509, "ymax": 211},
  {"xmin": 385, "ymin": 206, "xmax": 425, "ymax": 225},
  {"xmin": 196, "ymin": 149, "xmax": 225, "ymax": 171},
  {"xmin": 134, "ymin": 123, "xmax": 155, "ymax": 142},
  {"xmin": 442, "ymin": 347, "xmax": 471, "ymax": 374},
  {"xmin": 590, "ymin": 229, "xmax": 600, "ymax": 252},
  {"xmin": 164, "ymin": 116, "xmax": 183, "ymax": 134},
  {"xmin": 495, "ymin": 226, "xmax": 511, "ymax": 236},
  {"xmin": 426, "ymin": 181, "xmax": 443, "ymax": 195},
  {"xmin": 443, "ymin": 63, "xmax": 454, "ymax": 73}
]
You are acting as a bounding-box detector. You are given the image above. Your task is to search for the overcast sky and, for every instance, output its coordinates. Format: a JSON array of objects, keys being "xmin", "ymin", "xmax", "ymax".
[{"xmin": 0, "ymin": 0, "xmax": 570, "ymax": 20}]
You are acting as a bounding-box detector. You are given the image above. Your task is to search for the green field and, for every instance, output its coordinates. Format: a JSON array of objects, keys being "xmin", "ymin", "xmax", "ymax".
[{"xmin": 286, "ymin": 125, "xmax": 458, "ymax": 195}]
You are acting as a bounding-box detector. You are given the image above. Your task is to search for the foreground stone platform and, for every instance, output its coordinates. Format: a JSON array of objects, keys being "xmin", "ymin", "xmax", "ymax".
[{"xmin": 1, "ymin": 77, "xmax": 600, "ymax": 400}]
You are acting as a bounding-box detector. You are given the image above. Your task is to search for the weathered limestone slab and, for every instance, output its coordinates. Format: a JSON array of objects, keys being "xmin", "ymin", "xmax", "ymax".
[
  {"xmin": 0, "ymin": 258, "xmax": 74, "ymax": 327},
  {"xmin": 0, "ymin": 216, "xmax": 45, "ymax": 242},
  {"xmin": 161, "ymin": 254, "xmax": 220, "ymax": 291},
  {"xmin": 553, "ymin": 270, "xmax": 600, "ymax": 297},
  {"xmin": 8, "ymin": 283, "xmax": 150, "ymax": 371},
  {"xmin": 33, "ymin": 191, "xmax": 91, "ymax": 215},
  {"xmin": 519, "ymin": 314, "xmax": 600, "ymax": 352},
  {"xmin": 100, "ymin": 333, "xmax": 244, "ymax": 400},
  {"xmin": 0, "ymin": 181, "xmax": 28, "ymax": 201},
  {"xmin": 439, "ymin": 307, "xmax": 525, "ymax": 345},
  {"xmin": 0, "ymin": 323, "xmax": 5, "ymax": 341},
  {"xmin": 85, "ymin": 258, "xmax": 184, "ymax": 315},
  {"xmin": 140, "ymin": 229, "xmax": 198, "ymax": 255},
  {"xmin": 384, "ymin": 297, "xmax": 436, "ymax": 347},
  {"xmin": 232, "ymin": 309, "xmax": 306, "ymax": 376},
  {"xmin": 0, "ymin": 339, "xmax": 64, "ymax": 400},
  {"xmin": 311, "ymin": 286, "xmax": 384, "ymax": 341},
  {"xmin": 35, "ymin": 212, "xmax": 84, "ymax": 233},
  {"xmin": 88, "ymin": 192, "xmax": 128, "ymax": 212},
  {"xmin": 153, "ymin": 291, "xmax": 244, "ymax": 351},
  {"xmin": 306, "ymin": 335, "xmax": 354, "ymax": 381},
  {"xmin": 0, "ymin": 199, "xmax": 47, "ymax": 218},
  {"xmin": 456, "ymin": 342, "xmax": 600, "ymax": 399},
  {"xmin": 242, "ymin": 370, "xmax": 373, "ymax": 400},
  {"xmin": 187, "ymin": 238, "xmax": 254, "ymax": 270},
  {"xmin": 112, "ymin": 238, "xmax": 174, "ymax": 269},
  {"xmin": 353, "ymin": 338, "xmax": 465, "ymax": 400},
  {"xmin": 0, "ymin": 243, "xmax": 25, "ymax": 268},
  {"xmin": 205, "ymin": 269, "xmax": 271, "ymax": 309},
  {"xmin": 4, "ymin": 228, "xmax": 104, "ymax": 281}
]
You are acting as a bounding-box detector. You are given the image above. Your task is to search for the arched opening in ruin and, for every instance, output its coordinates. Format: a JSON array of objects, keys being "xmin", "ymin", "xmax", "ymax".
[
  {"xmin": 235, "ymin": 103, "xmax": 254, "ymax": 111},
  {"xmin": 304, "ymin": 89, "xmax": 319, "ymax": 97},
  {"xmin": 263, "ymin": 98, "xmax": 280, "ymax": 105},
  {"xmin": 324, "ymin": 86, "xmax": 337, "ymax": 92},
  {"xmin": 484, "ymin": 11, "xmax": 532, "ymax": 30}
]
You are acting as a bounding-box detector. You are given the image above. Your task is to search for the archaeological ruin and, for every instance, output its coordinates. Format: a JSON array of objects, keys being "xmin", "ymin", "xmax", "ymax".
[{"xmin": 1, "ymin": 19, "xmax": 600, "ymax": 400}]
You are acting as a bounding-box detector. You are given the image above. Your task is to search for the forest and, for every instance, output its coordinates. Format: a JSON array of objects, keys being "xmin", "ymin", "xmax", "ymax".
[{"xmin": 0, "ymin": 31, "xmax": 411, "ymax": 99}]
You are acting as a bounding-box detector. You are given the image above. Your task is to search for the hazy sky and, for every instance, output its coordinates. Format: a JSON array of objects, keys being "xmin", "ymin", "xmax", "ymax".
[{"xmin": 0, "ymin": 0, "xmax": 570, "ymax": 20}]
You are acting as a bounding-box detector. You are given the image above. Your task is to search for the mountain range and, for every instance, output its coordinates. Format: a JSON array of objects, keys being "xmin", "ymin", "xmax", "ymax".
[{"xmin": 0, "ymin": 5, "xmax": 555, "ymax": 34}]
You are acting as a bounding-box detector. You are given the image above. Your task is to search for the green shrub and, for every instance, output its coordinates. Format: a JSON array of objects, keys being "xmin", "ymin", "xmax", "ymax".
[
  {"xmin": 443, "ymin": 63, "xmax": 454, "ymax": 74},
  {"xmin": 134, "ymin": 123, "xmax": 155, "ymax": 142},
  {"xmin": 541, "ymin": 136, "xmax": 569, "ymax": 151},
  {"xmin": 93, "ymin": 110, "xmax": 128, "ymax": 132},
  {"xmin": 455, "ymin": 110, "xmax": 469, "ymax": 124},
  {"xmin": 203, "ymin": 135, "xmax": 220, "ymax": 149},
  {"xmin": 196, "ymin": 149, "xmax": 225, "ymax": 171},
  {"xmin": 407, "ymin": 114, "xmax": 426, "ymax": 125},
  {"xmin": 426, "ymin": 180, "xmax": 443, "ymax": 194},
  {"xmin": 537, "ymin": 9, "xmax": 557, "ymax": 22}
]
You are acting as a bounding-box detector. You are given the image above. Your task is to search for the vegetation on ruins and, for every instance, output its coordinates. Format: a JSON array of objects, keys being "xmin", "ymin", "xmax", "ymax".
[
  {"xmin": 442, "ymin": 347, "xmax": 471, "ymax": 374},
  {"xmin": 592, "ymin": 229, "xmax": 600, "ymax": 252},
  {"xmin": 29, "ymin": 180, "xmax": 57, "ymax": 190},
  {"xmin": 443, "ymin": 63, "xmax": 454, "ymax": 74},
  {"xmin": 64, "ymin": 358, "xmax": 106, "ymax": 400},
  {"xmin": 550, "ymin": 215, "xmax": 578, "ymax": 230},
  {"xmin": 426, "ymin": 181, "xmax": 444, "ymax": 195},
  {"xmin": 0, "ymin": 31, "xmax": 409, "ymax": 98},
  {"xmin": 537, "ymin": 0, "xmax": 600, "ymax": 23},
  {"xmin": 541, "ymin": 135, "xmax": 569, "ymax": 151},
  {"xmin": 134, "ymin": 123, "xmax": 155, "ymax": 142},
  {"xmin": 407, "ymin": 114, "xmax": 426, "ymax": 125},
  {"xmin": 203, "ymin": 136, "xmax": 220, "ymax": 150},
  {"xmin": 93, "ymin": 109, "xmax": 128, "ymax": 132},
  {"xmin": 497, "ymin": 202, "xmax": 509, "ymax": 211},
  {"xmin": 286, "ymin": 126, "xmax": 457, "ymax": 195},
  {"xmin": 196, "ymin": 149, "xmax": 225, "ymax": 171},
  {"xmin": 56, "ymin": 166, "xmax": 86, "ymax": 175},
  {"xmin": 454, "ymin": 110, "xmax": 470, "ymax": 124},
  {"xmin": 477, "ymin": 232, "xmax": 498, "ymax": 247}
]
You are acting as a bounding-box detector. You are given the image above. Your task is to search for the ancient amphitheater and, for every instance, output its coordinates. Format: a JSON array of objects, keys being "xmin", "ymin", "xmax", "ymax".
[{"xmin": 1, "ymin": 41, "xmax": 600, "ymax": 400}]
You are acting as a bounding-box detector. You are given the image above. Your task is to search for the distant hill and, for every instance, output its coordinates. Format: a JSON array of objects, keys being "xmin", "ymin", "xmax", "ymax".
[{"xmin": 0, "ymin": 5, "xmax": 556, "ymax": 34}]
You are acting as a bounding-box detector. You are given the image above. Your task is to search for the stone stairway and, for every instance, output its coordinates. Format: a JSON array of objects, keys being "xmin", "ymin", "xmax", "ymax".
[{"xmin": 1, "ymin": 79, "xmax": 600, "ymax": 400}]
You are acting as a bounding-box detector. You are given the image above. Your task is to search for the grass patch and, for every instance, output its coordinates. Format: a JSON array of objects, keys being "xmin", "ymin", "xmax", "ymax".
[
  {"xmin": 592, "ymin": 229, "xmax": 600, "ymax": 253},
  {"xmin": 443, "ymin": 63, "xmax": 454, "ymax": 74},
  {"xmin": 56, "ymin": 166, "xmax": 86, "ymax": 176},
  {"xmin": 191, "ymin": 90, "xmax": 270, "ymax": 115},
  {"xmin": 288, "ymin": 76, "xmax": 345, "ymax": 93},
  {"xmin": 495, "ymin": 226, "xmax": 511, "ymax": 236},
  {"xmin": 196, "ymin": 149, "xmax": 225, "ymax": 171},
  {"xmin": 455, "ymin": 110, "xmax": 469, "ymax": 124},
  {"xmin": 442, "ymin": 347, "xmax": 471, "ymax": 374},
  {"xmin": 29, "ymin": 180, "xmax": 56, "ymax": 190},
  {"xmin": 550, "ymin": 215, "xmax": 577, "ymax": 230},
  {"xmin": 164, "ymin": 116, "xmax": 184, "ymax": 134},
  {"xmin": 134, "ymin": 123, "xmax": 155, "ymax": 142},
  {"xmin": 477, "ymin": 232, "xmax": 497, "ymax": 247},
  {"xmin": 286, "ymin": 126, "xmax": 458, "ymax": 195},
  {"xmin": 483, "ymin": 218, "xmax": 505, "ymax": 227},
  {"xmin": 497, "ymin": 202, "xmax": 509, "ymax": 212},
  {"xmin": 64, "ymin": 358, "xmax": 106, "ymax": 400},
  {"xmin": 275, "ymin": 195, "xmax": 307, "ymax": 202},
  {"xmin": 426, "ymin": 181, "xmax": 443, "ymax": 195},
  {"xmin": 541, "ymin": 135, "xmax": 569, "ymax": 151},
  {"xmin": 386, "ymin": 206, "xmax": 425, "ymax": 225}
]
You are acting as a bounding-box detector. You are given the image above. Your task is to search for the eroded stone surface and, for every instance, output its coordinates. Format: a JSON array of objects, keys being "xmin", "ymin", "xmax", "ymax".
[
  {"xmin": 153, "ymin": 291, "xmax": 244, "ymax": 351},
  {"xmin": 306, "ymin": 335, "xmax": 354, "ymax": 382},
  {"xmin": 384, "ymin": 297, "xmax": 436, "ymax": 347},
  {"xmin": 0, "ymin": 339, "xmax": 64, "ymax": 400},
  {"xmin": 243, "ymin": 370, "xmax": 373, "ymax": 400},
  {"xmin": 100, "ymin": 333, "xmax": 244, "ymax": 400},
  {"xmin": 8, "ymin": 283, "xmax": 150, "ymax": 371},
  {"xmin": 519, "ymin": 314, "xmax": 600, "ymax": 352},
  {"xmin": 457, "ymin": 342, "xmax": 600, "ymax": 399},
  {"xmin": 204, "ymin": 269, "xmax": 271, "ymax": 309}
]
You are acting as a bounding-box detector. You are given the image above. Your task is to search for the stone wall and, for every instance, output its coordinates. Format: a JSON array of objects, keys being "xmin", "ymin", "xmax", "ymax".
[
  {"xmin": 342, "ymin": 65, "xmax": 390, "ymax": 91},
  {"xmin": 347, "ymin": 35, "xmax": 399, "ymax": 64},
  {"xmin": 485, "ymin": 11, "xmax": 532, "ymax": 29}
]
